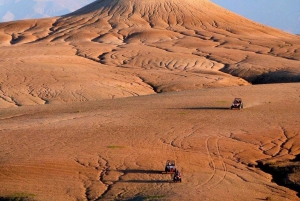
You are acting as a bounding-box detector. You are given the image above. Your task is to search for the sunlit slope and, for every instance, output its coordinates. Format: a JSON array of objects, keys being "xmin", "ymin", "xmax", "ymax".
[
  {"xmin": 0, "ymin": 83, "xmax": 299, "ymax": 200},
  {"xmin": 0, "ymin": 0, "xmax": 299, "ymax": 107}
]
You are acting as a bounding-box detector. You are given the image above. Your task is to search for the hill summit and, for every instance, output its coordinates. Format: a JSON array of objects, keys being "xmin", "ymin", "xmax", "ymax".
[
  {"xmin": 65, "ymin": 0, "xmax": 283, "ymax": 35},
  {"xmin": 53, "ymin": 0, "xmax": 300, "ymax": 83},
  {"xmin": 0, "ymin": 0, "xmax": 299, "ymax": 107}
]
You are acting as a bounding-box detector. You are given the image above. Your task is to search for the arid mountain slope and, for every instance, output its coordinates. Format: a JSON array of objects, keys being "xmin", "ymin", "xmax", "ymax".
[
  {"xmin": 0, "ymin": 1, "xmax": 300, "ymax": 200},
  {"xmin": 0, "ymin": 0, "xmax": 299, "ymax": 107}
]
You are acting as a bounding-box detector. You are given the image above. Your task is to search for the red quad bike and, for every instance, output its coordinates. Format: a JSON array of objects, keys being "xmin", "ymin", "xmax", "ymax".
[
  {"xmin": 163, "ymin": 160, "xmax": 176, "ymax": 173},
  {"xmin": 173, "ymin": 170, "xmax": 182, "ymax": 183},
  {"xmin": 230, "ymin": 98, "xmax": 243, "ymax": 110}
]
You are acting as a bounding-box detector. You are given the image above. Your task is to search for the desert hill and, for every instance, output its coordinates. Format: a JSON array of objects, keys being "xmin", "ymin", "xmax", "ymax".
[
  {"xmin": 0, "ymin": 0, "xmax": 300, "ymax": 200},
  {"xmin": 0, "ymin": 0, "xmax": 300, "ymax": 107}
]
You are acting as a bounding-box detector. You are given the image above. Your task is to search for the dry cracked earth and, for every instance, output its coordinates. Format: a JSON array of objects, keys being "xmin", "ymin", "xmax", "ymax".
[{"xmin": 0, "ymin": 0, "xmax": 299, "ymax": 200}]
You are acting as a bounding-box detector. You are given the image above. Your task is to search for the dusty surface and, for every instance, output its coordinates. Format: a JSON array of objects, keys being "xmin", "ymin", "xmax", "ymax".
[
  {"xmin": 0, "ymin": 84, "xmax": 300, "ymax": 201},
  {"xmin": 0, "ymin": 0, "xmax": 299, "ymax": 108},
  {"xmin": 0, "ymin": 0, "xmax": 300, "ymax": 200}
]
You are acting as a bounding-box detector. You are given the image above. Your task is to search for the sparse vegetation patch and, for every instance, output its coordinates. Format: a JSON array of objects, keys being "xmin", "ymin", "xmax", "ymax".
[
  {"xmin": 107, "ymin": 145, "xmax": 125, "ymax": 149},
  {"xmin": 0, "ymin": 192, "xmax": 36, "ymax": 201}
]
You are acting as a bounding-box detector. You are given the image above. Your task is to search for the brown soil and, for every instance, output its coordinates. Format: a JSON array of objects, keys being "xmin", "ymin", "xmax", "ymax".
[{"xmin": 0, "ymin": 0, "xmax": 300, "ymax": 200}]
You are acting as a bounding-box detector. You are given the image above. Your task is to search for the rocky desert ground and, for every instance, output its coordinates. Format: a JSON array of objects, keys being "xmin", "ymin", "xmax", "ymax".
[{"xmin": 0, "ymin": 0, "xmax": 299, "ymax": 200}]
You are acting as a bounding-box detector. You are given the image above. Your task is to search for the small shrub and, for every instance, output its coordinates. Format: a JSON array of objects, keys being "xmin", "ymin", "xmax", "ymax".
[
  {"xmin": 107, "ymin": 145, "xmax": 125, "ymax": 149},
  {"xmin": 216, "ymin": 100, "xmax": 228, "ymax": 103}
]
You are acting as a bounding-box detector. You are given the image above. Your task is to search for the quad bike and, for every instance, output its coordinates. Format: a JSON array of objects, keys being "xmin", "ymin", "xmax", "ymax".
[
  {"xmin": 173, "ymin": 173, "xmax": 182, "ymax": 183},
  {"xmin": 230, "ymin": 98, "xmax": 243, "ymax": 110},
  {"xmin": 164, "ymin": 160, "xmax": 176, "ymax": 173}
]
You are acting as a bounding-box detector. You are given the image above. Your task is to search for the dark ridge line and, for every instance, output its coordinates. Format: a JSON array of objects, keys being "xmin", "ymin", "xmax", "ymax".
[
  {"xmin": 220, "ymin": 64, "xmax": 300, "ymax": 85},
  {"xmin": 256, "ymin": 156, "xmax": 300, "ymax": 198},
  {"xmin": 137, "ymin": 76, "xmax": 160, "ymax": 93}
]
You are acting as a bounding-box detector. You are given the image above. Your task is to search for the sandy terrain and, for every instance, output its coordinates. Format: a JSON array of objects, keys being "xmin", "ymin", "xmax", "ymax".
[
  {"xmin": 0, "ymin": 0, "xmax": 299, "ymax": 200},
  {"xmin": 0, "ymin": 84, "xmax": 300, "ymax": 200}
]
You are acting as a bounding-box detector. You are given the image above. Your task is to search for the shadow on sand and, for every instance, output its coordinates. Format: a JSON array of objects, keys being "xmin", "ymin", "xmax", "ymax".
[
  {"xmin": 117, "ymin": 180, "xmax": 171, "ymax": 183},
  {"xmin": 111, "ymin": 169, "xmax": 173, "ymax": 184},
  {"xmin": 117, "ymin": 169, "xmax": 163, "ymax": 174},
  {"xmin": 180, "ymin": 107, "xmax": 230, "ymax": 110},
  {"xmin": 257, "ymin": 155, "xmax": 300, "ymax": 198}
]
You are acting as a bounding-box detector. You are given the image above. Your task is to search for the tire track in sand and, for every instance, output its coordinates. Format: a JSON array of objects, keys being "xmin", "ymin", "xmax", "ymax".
[{"xmin": 197, "ymin": 136, "xmax": 227, "ymax": 191}]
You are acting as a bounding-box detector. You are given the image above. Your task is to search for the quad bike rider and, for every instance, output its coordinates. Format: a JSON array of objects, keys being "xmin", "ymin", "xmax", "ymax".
[
  {"xmin": 230, "ymin": 98, "xmax": 243, "ymax": 110},
  {"xmin": 173, "ymin": 169, "xmax": 182, "ymax": 182},
  {"xmin": 164, "ymin": 160, "xmax": 176, "ymax": 173}
]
